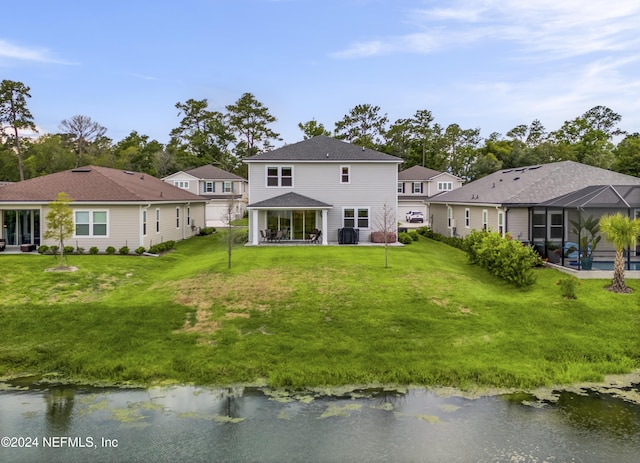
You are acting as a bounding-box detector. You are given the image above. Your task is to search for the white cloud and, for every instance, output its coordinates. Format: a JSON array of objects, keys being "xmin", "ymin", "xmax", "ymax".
[{"xmin": 0, "ymin": 39, "xmax": 74, "ymax": 64}]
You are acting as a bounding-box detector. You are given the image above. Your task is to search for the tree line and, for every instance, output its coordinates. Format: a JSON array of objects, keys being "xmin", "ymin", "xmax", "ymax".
[{"xmin": 1, "ymin": 79, "xmax": 639, "ymax": 182}]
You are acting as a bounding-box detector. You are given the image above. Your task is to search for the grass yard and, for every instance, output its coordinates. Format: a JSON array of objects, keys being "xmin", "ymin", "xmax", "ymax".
[{"xmin": 0, "ymin": 233, "xmax": 638, "ymax": 389}]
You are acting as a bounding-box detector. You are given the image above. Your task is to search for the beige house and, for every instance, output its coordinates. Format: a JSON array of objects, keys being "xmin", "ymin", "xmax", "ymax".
[
  {"xmin": 397, "ymin": 166, "xmax": 463, "ymax": 225},
  {"xmin": 0, "ymin": 166, "xmax": 206, "ymax": 252},
  {"xmin": 162, "ymin": 165, "xmax": 247, "ymax": 226}
]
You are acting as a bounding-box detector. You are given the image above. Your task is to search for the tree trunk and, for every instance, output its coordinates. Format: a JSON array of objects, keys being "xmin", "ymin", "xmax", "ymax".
[{"xmin": 610, "ymin": 249, "xmax": 628, "ymax": 293}]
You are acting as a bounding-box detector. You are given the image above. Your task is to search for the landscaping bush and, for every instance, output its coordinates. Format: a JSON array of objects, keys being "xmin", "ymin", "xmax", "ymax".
[
  {"xmin": 64, "ymin": 246, "xmax": 75, "ymax": 255},
  {"xmin": 135, "ymin": 246, "xmax": 146, "ymax": 255},
  {"xmin": 557, "ymin": 277, "xmax": 579, "ymax": 299},
  {"xmin": 89, "ymin": 246, "xmax": 99, "ymax": 255},
  {"xmin": 148, "ymin": 240, "xmax": 176, "ymax": 254},
  {"xmin": 398, "ymin": 232, "xmax": 413, "ymax": 245},
  {"xmin": 199, "ymin": 227, "xmax": 216, "ymax": 236},
  {"xmin": 75, "ymin": 247, "xmax": 85, "ymax": 254},
  {"xmin": 38, "ymin": 245, "xmax": 49, "ymax": 254},
  {"xmin": 119, "ymin": 246, "xmax": 130, "ymax": 255},
  {"xmin": 370, "ymin": 231, "xmax": 397, "ymax": 243},
  {"xmin": 49, "ymin": 245, "xmax": 59, "ymax": 255},
  {"xmin": 465, "ymin": 231, "xmax": 539, "ymax": 287},
  {"xmin": 232, "ymin": 229, "xmax": 248, "ymax": 244},
  {"xmin": 408, "ymin": 230, "xmax": 419, "ymax": 241},
  {"xmin": 105, "ymin": 246, "xmax": 116, "ymax": 255}
]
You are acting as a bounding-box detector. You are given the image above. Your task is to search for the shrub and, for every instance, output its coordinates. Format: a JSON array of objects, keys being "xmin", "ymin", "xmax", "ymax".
[
  {"xmin": 135, "ymin": 246, "xmax": 146, "ymax": 255},
  {"xmin": 557, "ymin": 277, "xmax": 579, "ymax": 299},
  {"xmin": 119, "ymin": 246, "xmax": 130, "ymax": 255},
  {"xmin": 232, "ymin": 229, "xmax": 248, "ymax": 244},
  {"xmin": 408, "ymin": 230, "xmax": 419, "ymax": 241},
  {"xmin": 89, "ymin": 246, "xmax": 99, "ymax": 255},
  {"xmin": 49, "ymin": 245, "xmax": 59, "ymax": 255},
  {"xmin": 199, "ymin": 227, "xmax": 216, "ymax": 236},
  {"xmin": 370, "ymin": 231, "xmax": 397, "ymax": 243},
  {"xmin": 64, "ymin": 246, "xmax": 75, "ymax": 255},
  {"xmin": 105, "ymin": 246, "xmax": 116, "ymax": 255},
  {"xmin": 38, "ymin": 245, "xmax": 49, "ymax": 254},
  {"xmin": 148, "ymin": 240, "xmax": 176, "ymax": 254},
  {"xmin": 75, "ymin": 247, "xmax": 85, "ymax": 254},
  {"xmin": 398, "ymin": 232, "xmax": 413, "ymax": 245},
  {"xmin": 465, "ymin": 231, "xmax": 538, "ymax": 288}
]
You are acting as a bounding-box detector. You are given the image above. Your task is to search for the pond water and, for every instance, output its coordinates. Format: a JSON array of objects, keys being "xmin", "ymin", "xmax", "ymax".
[{"xmin": 1, "ymin": 381, "xmax": 639, "ymax": 463}]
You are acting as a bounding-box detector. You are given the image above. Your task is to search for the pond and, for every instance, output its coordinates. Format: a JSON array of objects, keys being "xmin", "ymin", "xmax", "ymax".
[{"xmin": 1, "ymin": 379, "xmax": 639, "ymax": 463}]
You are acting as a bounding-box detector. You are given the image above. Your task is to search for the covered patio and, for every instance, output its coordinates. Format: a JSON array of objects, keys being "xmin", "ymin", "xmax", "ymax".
[
  {"xmin": 533, "ymin": 185, "xmax": 640, "ymax": 271},
  {"xmin": 247, "ymin": 192, "xmax": 332, "ymax": 246}
]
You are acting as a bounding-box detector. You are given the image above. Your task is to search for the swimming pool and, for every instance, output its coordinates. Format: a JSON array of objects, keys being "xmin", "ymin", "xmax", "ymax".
[{"xmin": 590, "ymin": 261, "xmax": 640, "ymax": 271}]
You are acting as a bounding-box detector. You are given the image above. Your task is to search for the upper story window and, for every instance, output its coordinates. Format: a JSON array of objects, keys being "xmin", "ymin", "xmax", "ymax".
[
  {"xmin": 75, "ymin": 210, "xmax": 108, "ymax": 237},
  {"xmin": 204, "ymin": 181, "xmax": 214, "ymax": 193},
  {"xmin": 397, "ymin": 182, "xmax": 404, "ymax": 193},
  {"xmin": 412, "ymin": 182, "xmax": 422, "ymax": 194},
  {"xmin": 340, "ymin": 166, "xmax": 350, "ymax": 184},
  {"xmin": 267, "ymin": 166, "xmax": 293, "ymax": 187},
  {"xmin": 174, "ymin": 180, "xmax": 189, "ymax": 189},
  {"xmin": 438, "ymin": 181, "xmax": 453, "ymax": 191},
  {"xmin": 223, "ymin": 181, "xmax": 233, "ymax": 193}
]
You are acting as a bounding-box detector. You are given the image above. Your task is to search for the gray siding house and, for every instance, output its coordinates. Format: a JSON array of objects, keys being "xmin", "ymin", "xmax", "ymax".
[{"xmin": 244, "ymin": 136, "xmax": 403, "ymax": 245}]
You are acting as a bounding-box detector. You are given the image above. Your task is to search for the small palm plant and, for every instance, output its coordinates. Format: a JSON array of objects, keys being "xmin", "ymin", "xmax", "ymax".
[{"xmin": 599, "ymin": 213, "xmax": 640, "ymax": 293}]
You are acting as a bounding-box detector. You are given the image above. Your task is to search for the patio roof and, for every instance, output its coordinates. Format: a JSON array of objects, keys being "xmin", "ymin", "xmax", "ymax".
[
  {"xmin": 248, "ymin": 192, "xmax": 332, "ymax": 209},
  {"xmin": 539, "ymin": 185, "xmax": 640, "ymax": 209}
]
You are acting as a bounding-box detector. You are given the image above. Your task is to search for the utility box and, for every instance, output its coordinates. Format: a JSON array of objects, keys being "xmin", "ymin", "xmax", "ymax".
[{"xmin": 338, "ymin": 227, "xmax": 359, "ymax": 245}]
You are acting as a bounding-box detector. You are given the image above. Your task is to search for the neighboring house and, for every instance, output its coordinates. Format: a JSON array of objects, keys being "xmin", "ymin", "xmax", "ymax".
[
  {"xmin": 397, "ymin": 165, "xmax": 463, "ymax": 225},
  {"xmin": 0, "ymin": 166, "xmax": 206, "ymax": 251},
  {"xmin": 244, "ymin": 135, "xmax": 403, "ymax": 245},
  {"xmin": 162, "ymin": 165, "xmax": 248, "ymax": 226},
  {"xmin": 427, "ymin": 161, "xmax": 640, "ymax": 254}
]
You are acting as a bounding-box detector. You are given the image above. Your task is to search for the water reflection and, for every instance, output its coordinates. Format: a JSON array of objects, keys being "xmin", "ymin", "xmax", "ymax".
[{"xmin": 0, "ymin": 383, "xmax": 638, "ymax": 463}]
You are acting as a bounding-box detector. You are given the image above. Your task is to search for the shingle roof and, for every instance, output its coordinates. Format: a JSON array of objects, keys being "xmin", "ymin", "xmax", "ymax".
[
  {"xmin": 429, "ymin": 161, "xmax": 640, "ymax": 206},
  {"xmin": 0, "ymin": 166, "xmax": 205, "ymax": 203},
  {"xmin": 184, "ymin": 165, "xmax": 246, "ymax": 180},
  {"xmin": 398, "ymin": 165, "xmax": 445, "ymax": 180},
  {"xmin": 248, "ymin": 192, "xmax": 332, "ymax": 208},
  {"xmin": 244, "ymin": 135, "xmax": 403, "ymax": 163}
]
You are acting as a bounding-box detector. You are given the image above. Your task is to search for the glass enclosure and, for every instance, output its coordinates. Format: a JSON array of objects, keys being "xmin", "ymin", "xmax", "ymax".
[{"xmin": 1, "ymin": 210, "xmax": 40, "ymax": 246}]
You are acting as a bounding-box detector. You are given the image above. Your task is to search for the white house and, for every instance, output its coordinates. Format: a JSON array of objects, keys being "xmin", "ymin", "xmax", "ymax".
[
  {"xmin": 244, "ymin": 136, "xmax": 403, "ymax": 245},
  {"xmin": 163, "ymin": 165, "xmax": 247, "ymax": 226}
]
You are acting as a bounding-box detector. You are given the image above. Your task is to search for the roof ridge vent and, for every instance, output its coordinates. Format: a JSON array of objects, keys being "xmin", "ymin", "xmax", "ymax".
[{"xmin": 71, "ymin": 168, "xmax": 92, "ymax": 173}]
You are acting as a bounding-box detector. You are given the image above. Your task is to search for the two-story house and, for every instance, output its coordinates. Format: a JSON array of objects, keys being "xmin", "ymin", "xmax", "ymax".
[
  {"xmin": 163, "ymin": 165, "xmax": 248, "ymax": 226},
  {"xmin": 397, "ymin": 165, "xmax": 463, "ymax": 225},
  {"xmin": 244, "ymin": 136, "xmax": 403, "ymax": 245}
]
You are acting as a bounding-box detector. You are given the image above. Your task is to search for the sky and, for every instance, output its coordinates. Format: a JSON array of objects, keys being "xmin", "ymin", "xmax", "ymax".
[{"xmin": 2, "ymin": 0, "xmax": 640, "ymax": 148}]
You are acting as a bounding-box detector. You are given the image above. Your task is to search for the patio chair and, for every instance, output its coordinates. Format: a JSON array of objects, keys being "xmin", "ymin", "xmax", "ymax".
[
  {"xmin": 275, "ymin": 230, "xmax": 285, "ymax": 242},
  {"xmin": 311, "ymin": 230, "xmax": 321, "ymax": 244},
  {"xmin": 259, "ymin": 230, "xmax": 267, "ymax": 242}
]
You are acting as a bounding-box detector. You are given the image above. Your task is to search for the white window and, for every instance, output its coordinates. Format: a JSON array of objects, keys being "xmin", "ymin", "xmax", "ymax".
[
  {"xmin": 482, "ymin": 209, "xmax": 488, "ymax": 231},
  {"xmin": 204, "ymin": 181, "xmax": 214, "ymax": 193},
  {"xmin": 187, "ymin": 207, "xmax": 191, "ymax": 226},
  {"xmin": 447, "ymin": 207, "xmax": 453, "ymax": 228},
  {"xmin": 412, "ymin": 182, "xmax": 422, "ymax": 194},
  {"xmin": 155, "ymin": 209, "xmax": 160, "ymax": 233},
  {"xmin": 223, "ymin": 181, "xmax": 233, "ymax": 193},
  {"xmin": 498, "ymin": 210, "xmax": 504, "ymax": 235},
  {"xmin": 465, "ymin": 208, "xmax": 470, "ymax": 228},
  {"xmin": 438, "ymin": 182, "xmax": 453, "ymax": 191},
  {"xmin": 340, "ymin": 165, "xmax": 350, "ymax": 184},
  {"xmin": 74, "ymin": 210, "xmax": 108, "ymax": 237},
  {"xmin": 143, "ymin": 210, "xmax": 147, "ymax": 235},
  {"xmin": 174, "ymin": 180, "xmax": 189, "ymax": 189},
  {"xmin": 266, "ymin": 166, "xmax": 293, "ymax": 187},
  {"xmin": 343, "ymin": 207, "xmax": 369, "ymax": 228},
  {"xmin": 176, "ymin": 207, "xmax": 180, "ymax": 228},
  {"xmin": 397, "ymin": 182, "xmax": 404, "ymax": 193}
]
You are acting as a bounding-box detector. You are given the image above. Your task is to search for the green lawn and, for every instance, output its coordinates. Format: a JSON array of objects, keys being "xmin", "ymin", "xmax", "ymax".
[{"xmin": 0, "ymin": 233, "xmax": 638, "ymax": 389}]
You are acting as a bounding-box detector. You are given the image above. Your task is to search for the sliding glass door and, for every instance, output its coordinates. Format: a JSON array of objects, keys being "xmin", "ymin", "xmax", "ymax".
[{"xmin": 2, "ymin": 210, "xmax": 40, "ymax": 246}]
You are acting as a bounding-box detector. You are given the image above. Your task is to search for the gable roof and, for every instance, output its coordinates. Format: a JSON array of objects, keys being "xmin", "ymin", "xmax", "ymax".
[
  {"xmin": 429, "ymin": 161, "xmax": 640, "ymax": 206},
  {"xmin": 248, "ymin": 192, "xmax": 332, "ymax": 209},
  {"xmin": 540, "ymin": 185, "xmax": 640, "ymax": 209},
  {"xmin": 0, "ymin": 166, "xmax": 205, "ymax": 203},
  {"xmin": 244, "ymin": 135, "xmax": 403, "ymax": 163},
  {"xmin": 398, "ymin": 165, "xmax": 447, "ymax": 181},
  {"xmin": 184, "ymin": 165, "xmax": 246, "ymax": 181}
]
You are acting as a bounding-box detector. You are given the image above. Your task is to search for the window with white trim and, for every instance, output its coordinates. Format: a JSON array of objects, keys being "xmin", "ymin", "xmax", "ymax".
[
  {"xmin": 340, "ymin": 165, "xmax": 350, "ymax": 184},
  {"xmin": 174, "ymin": 180, "xmax": 189, "ymax": 189},
  {"xmin": 447, "ymin": 207, "xmax": 453, "ymax": 228},
  {"xmin": 397, "ymin": 182, "xmax": 404, "ymax": 193},
  {"xmin": 498, "ymin": 210, "xmax": 504, "ymax": 235},
  {"xmin": 266, "ymin": 166, "xmax": 293, "ymax": 187},
  {"xmin": 187, "ymin": 207, "xmax": 191, "ymax": 226},
  {"xmin": 412, "ymin": 182, "xmax": 422, "ymax": 194},
  {"xmin": 74, "ymin": 210, "xmax": 108, "ymax": 237},
  {"xmin": 176, "ymin": 207, "xmax": 180, "ymax": 228},
  {"xmin": 155, "ymin": 209, "xmax": 160, "ymax": 233},
  {"xmin": 204, "ymin": 181, "xmax": 214, "ymax": 193},
  {"xmin": 223, "ymin": 181, "xmax": 233, "ymax": 193},
  {"xmin": 465, "ymin": 208, "xmax": 470, "ymax": 228},
  {"xmin": 143, "ymin": 210, "xmax": 147, "ymax": 235},
  {"xmin": 482, "ymin": 209, "xmax": 488, "ymax": 231},
  {"xmin": 343, "ymin": 207, "xmax": 369, "ymax": 228},
  {"xmin": 438, "ymin": 182, "xmax": 453, "ymax": 191}
]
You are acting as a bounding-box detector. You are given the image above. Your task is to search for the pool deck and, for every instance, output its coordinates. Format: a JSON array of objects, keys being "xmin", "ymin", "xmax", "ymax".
[{"xmin": 548, "ymin": 263, "xmax": 640, "ymax": 279}]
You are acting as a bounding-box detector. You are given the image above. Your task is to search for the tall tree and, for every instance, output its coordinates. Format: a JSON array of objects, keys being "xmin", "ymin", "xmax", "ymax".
[
  {"xmin": 334, "ymin": 103, "xmax": 388, "ymax": 149},
  {"xmin": 22, "ymin": 134, "xmax": 75, "ymax": 177},
  {"xmin": 112, "ymin": 131, "xmax": 164, "ymax": 174},
  {"xmin": 43, "ymin": 192, "xmax": 75, "ymax": 269},
  {"xmin": 169, "ymin": 98, "xmax": 235, "ymax": 169},
  {"xmin": 226, "ymin": 92, "xmax": 280, "ymax": 161},
  {"xmin": 599, "ymin": 213, "xmax": 640, "ymax": 293},
  {"xmin": 0, "ymin": 80, "xmax": 37, "ymax": 181},
  {"xmin": 441, "ymin": 124, "xmax": 481, "ymax": 180},
  {"xmin": 298, "ymin": 119, "xmax": 331, "ymax": 139},
  {"xmin": 59, "ymin": 115, "xmax": 107, "ymax": 167},
  {"xmin": 612, "ymin": 133, "xmax": 640, "ymax": 177}
]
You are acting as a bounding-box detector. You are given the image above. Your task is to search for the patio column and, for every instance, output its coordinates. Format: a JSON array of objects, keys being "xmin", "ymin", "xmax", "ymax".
[
  {"xmin": 251, "ymin": 209, "xmax": 259, "ymax": 245},
  {"xmin": 321, "ymin": 209, "xmax": 328, "ymax": 245}
]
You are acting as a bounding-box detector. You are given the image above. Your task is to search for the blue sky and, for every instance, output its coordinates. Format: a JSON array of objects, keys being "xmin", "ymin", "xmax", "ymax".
[{"xmin": 2, "ymin": 0, "xmax": 639, "ymax": 147}]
